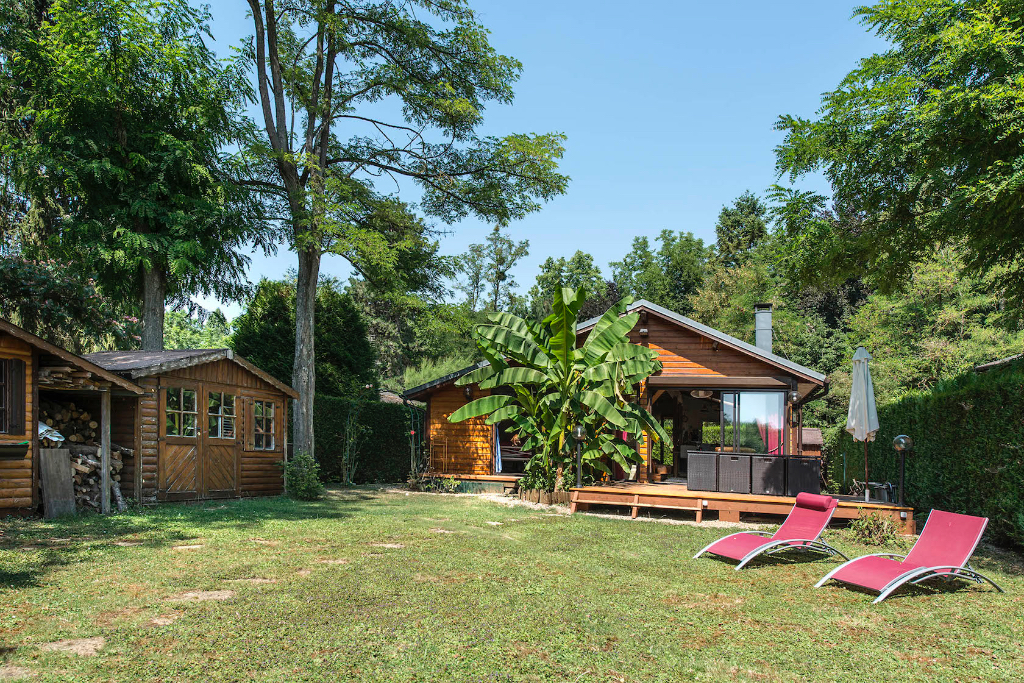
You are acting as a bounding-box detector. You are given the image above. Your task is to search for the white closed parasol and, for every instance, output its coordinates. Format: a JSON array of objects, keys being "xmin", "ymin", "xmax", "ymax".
[{"xmin": 846, "ymin": 346, "xmax": 879, "ymax": 501}]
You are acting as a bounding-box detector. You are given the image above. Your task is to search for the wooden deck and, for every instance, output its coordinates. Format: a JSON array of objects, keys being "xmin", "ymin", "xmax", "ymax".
[{"xmin": 569, "ymin": 482, "xmax": 915, "ymax": 534}]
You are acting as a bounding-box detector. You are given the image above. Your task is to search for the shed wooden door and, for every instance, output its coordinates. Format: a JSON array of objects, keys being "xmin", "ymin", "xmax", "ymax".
[
  {"xmin": 159, "ymin": 381, "xmax": 201, "ymax": 500},
  {"xmin": 201, "ymin": 386, "xmax": 239, "ymax": 498}
]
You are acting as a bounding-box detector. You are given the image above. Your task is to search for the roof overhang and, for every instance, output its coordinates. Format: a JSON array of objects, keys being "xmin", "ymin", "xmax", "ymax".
[
  {"xmin": 576, "ymin": 300, "xmax": 827, "ymax": 385},
  {"xmin": 85, "ymin": 348, "xmax": 298, "ymax": 399},
  {"xmin": 0, "ymin": 318, "xmax": 144, "ymax": 394},
  {"xmin": 402, "ymin": 361, "xmax": 490, "ymax": 401},
  {"xmin": 646, "ymin": 375, "xmax": 792, "ymax": 389}
]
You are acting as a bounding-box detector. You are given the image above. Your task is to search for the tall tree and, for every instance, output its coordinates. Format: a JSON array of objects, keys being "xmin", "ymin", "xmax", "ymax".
[
  {"xmin": 714, "ymin": 191, "xmax": 767, "ymax": 268},
  {"xmin": 455, "ymin": 243, "xmax": 486, "ymax": 312},
  {"xmin": 774, "ymin": 0, "xmax": 1024, "ymax": 318},
  {"xmin": 1, "ymin": 0, "xmax": 267, "ymax": 350},
  {"xmin": 528, "ymin": 250, "xmax": 605, "ymax": 321},
  {"xmin": 483, "ymin": 225, "xmax": 529, "ymax": 311},
  {"xmin": 242, "ymin": 0, "xmax": 568, "ymax": 456},
  {"xmin": 611, "ymin": 230, "xmax": 706, "ymax": 314}
]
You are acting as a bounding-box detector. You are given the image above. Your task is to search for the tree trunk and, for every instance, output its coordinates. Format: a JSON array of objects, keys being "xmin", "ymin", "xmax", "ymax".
[
  {"xmin": 141, "ymin": 266, "xmax": 166, "ymax": 351},
  {"xmin": 292, "ymin": 243, "xmax": 320, "ymax": 457}
]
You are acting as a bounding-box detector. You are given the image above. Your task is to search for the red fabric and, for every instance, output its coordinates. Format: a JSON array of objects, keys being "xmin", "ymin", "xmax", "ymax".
[
  {"xmin": 831, "ymin": 556, "xmax": 921, "ymax": 591},
  {"xmin": 705, "ymin": 533, "xmax": 773, "ymax": 561},
  {"xmin": 906, "ymin": 510, "xmax": 988, "ymax": 568},
  {"xmin": 794, "ymin": 492, "xmax": 836, "ymax": 512},
  {"xmin": 755, "ymin": 411, "xmax": 783, "ymax": 455}
]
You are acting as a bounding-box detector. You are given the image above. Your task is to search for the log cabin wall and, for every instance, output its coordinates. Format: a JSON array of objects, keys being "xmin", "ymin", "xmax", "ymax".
[
  {"xmin": 0, "ymin": 332, "xmax": 34, "ymax": 510},
  {"xmin": 111, "ymin": 396, "xmax": 138, "ymax": 500},
  {"xmin": 427, "ymin": 384, "xmax": 493, "ymax": 475},
  {"xmin": 138, "ymin": 377, "xmax": 159, "ymax": 504}
]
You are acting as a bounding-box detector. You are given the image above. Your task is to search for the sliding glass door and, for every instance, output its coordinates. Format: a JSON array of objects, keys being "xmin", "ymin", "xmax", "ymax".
[{"xmin": 720, "ymin": 392, "xmax": 785, "ymax": 455}]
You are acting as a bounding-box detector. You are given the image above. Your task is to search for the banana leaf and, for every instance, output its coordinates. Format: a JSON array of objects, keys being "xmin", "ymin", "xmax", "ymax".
[{"xmin": 449, "ymin": 394, "xmax": 513, "ymax": 422}]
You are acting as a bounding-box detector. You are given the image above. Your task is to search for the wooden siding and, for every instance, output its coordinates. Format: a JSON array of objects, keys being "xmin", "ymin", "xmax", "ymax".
[
  {"xmin": 138, "ymin": 377, "xmax": 159, "ymax": 504},
  {"xmin": 626, "ymin": 317, "xmax": 780, "ymax": 378},
  {"xmin": 111, "ymin": 396, "xmax": 137, "ymax": 499},
  {"xmin": 165, "ymin": 359, "xmax": 279, "ymax": 393},
  {"xmin": 0, "ymin": 333, "xmax": 34, "ymax": 508},
  {"xmin": 239, "ymin": 393, "xmax": 285, "ymax": 497},
  {"xmin": 428, "ymin": 385, "xmax": 492, "ymax": 476}
]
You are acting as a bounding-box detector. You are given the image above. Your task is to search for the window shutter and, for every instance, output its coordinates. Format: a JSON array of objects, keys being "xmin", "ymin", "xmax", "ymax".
[
  {"xmin": 6, "ymin": 358, "xmax": 25, "ymax": 436},
  {"xmin": 245, "ymin": 397, "xmax": 254, "ymax": 451}
]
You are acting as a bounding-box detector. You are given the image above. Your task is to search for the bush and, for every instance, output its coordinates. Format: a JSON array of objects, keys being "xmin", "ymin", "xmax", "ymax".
[
  {"xmin": 847, "ymin": 512, "xmax": 902, "ymax": 546},
  {"xmin": 284, "ymin": 451, "xmax": 325, "ymax": 500},
  {"xmin": 828, "ymin": 362, "xmax": 1024, "ymax": 548},
  {"xmin": 314, "ymin": 395, "xmax": 420, "ymax": 484}
]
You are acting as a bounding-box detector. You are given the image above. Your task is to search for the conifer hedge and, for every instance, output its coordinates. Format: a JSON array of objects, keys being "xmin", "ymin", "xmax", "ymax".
[
  {"xmin": 828, "ymin": 362, "xmax": 1024, "ymax": 548},
  {"xmin": 313, "ymin": 396, "xmax": 419, "ymax": 484}
]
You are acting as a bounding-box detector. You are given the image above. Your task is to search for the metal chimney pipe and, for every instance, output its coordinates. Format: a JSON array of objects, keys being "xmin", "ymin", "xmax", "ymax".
[{"xmin": 754, "ymin": 303, "xmax": 773, "ymax": 354}]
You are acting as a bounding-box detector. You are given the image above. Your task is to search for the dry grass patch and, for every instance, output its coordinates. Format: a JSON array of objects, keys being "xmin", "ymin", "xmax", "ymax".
[
  {"xmin": 38, "ymin": 637, "xmax": 104, "ymax": 656},
  {"xmin": 225, "ymin": 578, "xmax": 277, "ymax": 584},
  {"xmin": 371, "ymin": 543, "xmax": 404, "ymax": 549},
  {"xmin": 171, "ymin": 544, "xmax": 204, "ymax": 551},
  {"xmin": 166, "ymin": 590, "xmax": 234, "ymax": 602},
  {"xmin": 0, "ymin": 665, "xmax": 35, "ymax": 680}
]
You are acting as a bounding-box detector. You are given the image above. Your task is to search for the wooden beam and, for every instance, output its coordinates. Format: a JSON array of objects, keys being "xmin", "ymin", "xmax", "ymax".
[{"xmin": 100, "ymin": 387, "xmax": 111, "ymax": 514}]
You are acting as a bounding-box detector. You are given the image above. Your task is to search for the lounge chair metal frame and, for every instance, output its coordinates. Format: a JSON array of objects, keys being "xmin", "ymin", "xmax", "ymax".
[
  {"xmin": 693, "ymin": 503, "xmax": 848, "ymax": 570},
  {"xmin": 815, "ymin": 518, "xmax": 1005, "ymax": 603}
]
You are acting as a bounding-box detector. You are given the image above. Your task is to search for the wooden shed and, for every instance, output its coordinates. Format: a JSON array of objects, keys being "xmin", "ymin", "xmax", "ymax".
[
  {"xmin": 85, "ymin": 349, "xmax": 297, "ymax": 503},
  {"xmin": 0, "ymin": 319, "xmax": 144, "ymax": 514}
]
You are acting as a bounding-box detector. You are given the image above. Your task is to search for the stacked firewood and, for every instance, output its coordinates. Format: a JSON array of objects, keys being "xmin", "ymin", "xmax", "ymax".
[
  {"xmin": 39, "ymin": 399, "xmax": 98, "ymax": 446},
  {"xmin": 39, "ymin": 398, "xmax": 130, "ymax": 511}
]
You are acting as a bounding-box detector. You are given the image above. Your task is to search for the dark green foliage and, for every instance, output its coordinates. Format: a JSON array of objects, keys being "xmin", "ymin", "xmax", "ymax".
[
  {"xmin": 528, "ymin": 251, "xmax": 605, "ymax": 321},
  {"xmin": 232, "ymin": 278, "xmax": 377, "ymax": 398},
  {"xmin": 284, "ymin": 451, "xmax": 324, "ymax": 500},
  {"xmin": 0, "ymin": 255, "xmax": 138, "ymax": 352},
  {"xmin": 830, "ymin": 363, "xmax": 1024, "ymax": 548},
  {"xmin": 164, "ymin": 309, "xmax": 231, "ymax": 350},
  {"xmin": 774, "ymin": 0, "xmax": 1024, "ymax": 319},
  {"xmin": 314, "ymin": 395, "xmax": 417, "ymax": 484},
  {"xmin": 714, "ymin": 191, "xmax": 768, "ymax": 267},
  {"xmin": 610, "ymin": 230, "xmax": 707, "ymax": 315}
]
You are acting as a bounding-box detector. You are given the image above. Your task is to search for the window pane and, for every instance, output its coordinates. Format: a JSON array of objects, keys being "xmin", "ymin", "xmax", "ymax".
[
  {"xmin": 209, "ymin": 415, "xmax": 221, "ymax": 438},
  {"xmin": 208, "ymin": 392, "xmax": 221, "ymax": 415},
  {"xmin": 266, "ymin": 403, "xmax": 275, "ymax": 417},
  {"xmin": 738, "ymin": 392, "xmax": 784, "ymax": 455},
  {"xmin": 223, "ymin": 394, "xmax": 235, "ymax": 415},
  {"xmin": 254, "ymin": 401, "xmax": 263, "ymax": 417},
  {"xmin": 182, "ymin": 390, "xmax": 197, "ymax": 413},
  {"xmin": 182, "ymin": 413, "xmax": 197, "ymax": 437},
  {"xmin": 721, "ymin": 393, "xmax": 737, "ymax": 451},
  {"xmin": 167, "ymin": 388, "xmax": 180, "ymax": 411},
  {"xmin": 223, "ymin": 417, "xmax": 235, "ymax": 439},
  {"xmin": 254, "ymin": 433, "xmax": 264, "ymax": 450},
  {"xmin": 166, "ymin": 412, "xmax": 180, "ymax": 436}
]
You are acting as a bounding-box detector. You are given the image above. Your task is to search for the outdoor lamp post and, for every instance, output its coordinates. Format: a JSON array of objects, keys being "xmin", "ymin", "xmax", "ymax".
[
  {"xmin": 572, "ymin": 424, "xmax": 586, "ymax": 488},
  {"xmin": 892, "ymin": 435, "xmax": 914, "ymax": 507}
]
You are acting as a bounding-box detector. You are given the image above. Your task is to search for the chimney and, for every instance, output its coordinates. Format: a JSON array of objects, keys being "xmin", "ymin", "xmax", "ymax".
[{"xmin": 754, "ymin": 303, "xmax": 772, "ymax": 354}]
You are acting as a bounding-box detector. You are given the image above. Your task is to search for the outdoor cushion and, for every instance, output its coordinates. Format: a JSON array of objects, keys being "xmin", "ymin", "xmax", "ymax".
[
  {"xmin": 699, "ymin": 532, "xmax": 774, "ymax": 561},
  {"xmin": 794, "ymin": 492, "xmax": 834, "ymax": 512},
  {"xmin": 828, "ymin": 556, "xmax": 921, "ymax": 592}
]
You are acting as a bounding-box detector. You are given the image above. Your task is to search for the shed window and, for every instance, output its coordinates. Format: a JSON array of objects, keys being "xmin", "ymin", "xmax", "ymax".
[
  {"xmin": 252, "ymin": 400, "xmax": 275, "ymax": 450},
  {"xmin": 165, "ymin": 387, "xmax": 198, "ymax": 437},
  {"xmin": 0, "ymin": 358, "xmax": 25, "ymax": 435},
  {"xmin": 207, "ymin": 392, "xmax": 236, "ymax": 439}
]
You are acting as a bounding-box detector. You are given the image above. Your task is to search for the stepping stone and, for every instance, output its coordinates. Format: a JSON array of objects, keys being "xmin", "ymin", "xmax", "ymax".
[
  {"xmin": 166, "ymin": 590, "xmax": 234, "ymax": 602},
  {"xmin": 250, "ymin": 539, "xmax": 278, "ymax": 546},
  {"xmin": 371, "ymin": 543, "xmax": 404, "ymax": 549},
  {"xmin": 430, "ymin": 528, "xmax": 454, "ymax": 534},
  {"xmin": 485, "ymin": 521, "xmax": 504, "ymax": 526},
  {"xmin": 225, "ymin": 578, "xmax": 277, "ymax": 584},
  {"xmin": 171, "ymin": 544, "xmax": 203, "ymax": 551},
  {"xmin": 38, "ymin": 637, "xmax": 105, "ymax": 656},
  {"xmin": 317, "ymin": 559, "xmax": 349, "ymax": 565},
  {"xmin": 295, "ymin": 569, "xmax": 311, "ymax": 577},
  {"xmin": 149, "ymin": 614, "xmax": 179, "ymax": 627},
  {"xmin": 113, "ymin": 541, "xmax": 142, "ymax": 547}
]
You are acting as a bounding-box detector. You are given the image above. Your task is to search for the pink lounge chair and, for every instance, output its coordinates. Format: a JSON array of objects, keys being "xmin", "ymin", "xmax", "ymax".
[
  {"xmin": 816, "ymin": 510, "xmax": 1004, "ymax": 603},
  {"xmin": 693, "ymin": 493, "xmax": 847, "ymax": 570}
]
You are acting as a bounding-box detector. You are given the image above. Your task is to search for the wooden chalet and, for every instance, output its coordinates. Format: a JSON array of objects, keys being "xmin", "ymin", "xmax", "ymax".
[
  {"xmin": 84, "ymin": 349, "xmax": 298, "ymax": 503},
  {"xmin": 0, "ymin": 319, "xmax": 144, "ymax": 514},
  {"xmin": 403, "ymin": 301, "xmax": 914, "ymax": 531}
]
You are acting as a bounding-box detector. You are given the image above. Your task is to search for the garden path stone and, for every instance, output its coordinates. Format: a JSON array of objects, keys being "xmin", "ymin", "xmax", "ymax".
[
  {"xmin": 0, "ymin": 665, "xmax": 35, "ymax": 680},
  {"xmin": 171, "ymin": 544, "xmax": 204, "ymax": 551},
  {"xmin": 371, "ymin": 543, "xmax": 404, "ymax": 549},
  {"xmin": 167, "ymin": 590, "xmax": 234, "ymax": 602}
]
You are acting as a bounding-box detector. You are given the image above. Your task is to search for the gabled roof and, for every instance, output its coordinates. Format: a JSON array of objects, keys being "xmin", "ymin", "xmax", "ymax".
[
  {"xmin": 84, "ymin": 348, "xmax": 299, "ymax": 399},
  {"xmin": 0, "ymin": 318, "xmax": 144, "ymax": 394},
  {"xmin": 402, "ymin": 361, "xmax": 489, "ymax": 401},
  {"xmin": 576, "ymin": 300, "xmax": 827, "ymax": 384}
]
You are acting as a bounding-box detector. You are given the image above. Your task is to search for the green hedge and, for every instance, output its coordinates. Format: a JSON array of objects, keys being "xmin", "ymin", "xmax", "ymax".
[
  {"xmin": 829, "ymin": 362, "xmax": 1024, "ymax": 548},
  {"xmin": 313, "ymin": 395, "xmax": 419, "ymax": 484}
]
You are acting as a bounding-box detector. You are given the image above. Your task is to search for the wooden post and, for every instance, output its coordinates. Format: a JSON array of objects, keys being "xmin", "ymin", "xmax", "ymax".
[{"xmin": 100, "ymin": 386, "xmax": 111, "ymax": 514}]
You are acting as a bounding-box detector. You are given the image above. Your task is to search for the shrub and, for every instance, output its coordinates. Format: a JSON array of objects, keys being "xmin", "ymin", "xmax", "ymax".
[
  {"xmin": 847, "ymin": 512, "xmax": 901, "ymax": 546},
  {"xmin": 828, "ymin": 362, "xmax": 1024, "ymax": 548},
  {"xmin": 284, "ymin": 451, "xmax": 325, "ymax": 500}
]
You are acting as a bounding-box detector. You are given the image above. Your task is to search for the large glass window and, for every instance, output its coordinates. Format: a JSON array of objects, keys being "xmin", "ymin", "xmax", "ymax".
[
  {"xmin": 208, "ymin": 392, "xmax": 236, "ymax": 439},
  {"xmin": 166, "ymin": 387, "xmax": 198, "ymax": 437},
  {"xmin": 253, "ymin": 400, "xmax": 276, "ymax": 450},
  {"xmin": 721, "ymin": 392, "xmax": 785, "ymax": 454}
]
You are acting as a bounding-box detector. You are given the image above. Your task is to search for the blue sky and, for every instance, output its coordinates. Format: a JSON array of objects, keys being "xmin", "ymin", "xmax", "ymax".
[{"xmin": 200, "ymin": 1, "xmax": 885, "ymax": 316}]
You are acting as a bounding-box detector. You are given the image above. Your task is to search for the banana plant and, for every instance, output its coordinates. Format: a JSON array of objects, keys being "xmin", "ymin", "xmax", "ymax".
[{"xmin": 449, "ymin": 287, "xmax": 669, "ymax": 489}]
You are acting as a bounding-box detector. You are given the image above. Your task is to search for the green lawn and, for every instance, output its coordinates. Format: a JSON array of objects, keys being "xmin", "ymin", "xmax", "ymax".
[{"xmin": 1, "ymin": 489, "xmax": 1021, "ymax": 682}]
